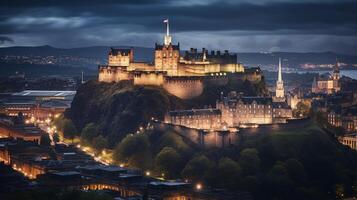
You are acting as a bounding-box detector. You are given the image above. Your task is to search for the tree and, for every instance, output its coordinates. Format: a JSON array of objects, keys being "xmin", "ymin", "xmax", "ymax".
[
  {"xmin": 285, "ymin": 158, "xmax": 307, "ymax": 185},
  {"xmin": 216, "ymin": 157, "xmax": 241, "ymax": 188},
  {"xmin": 155, "ymin": 147, "xmax": 182, "ymax": 178},
  {"xmin": 92, "ymin": 135, "xmax": 107, "ymax": 152},
  {"xmin": 80, "ymin": 123, "xmax": 99, "ymax": 146},
  {"xmin": 113, "ymin": 133, "xmax": 152, "ymax": 169},
  {"xmin": 239, "ymin": 148, "xmax": 261, "ymax": 175},
  {"xmin": 40, "ymin": 134, "xmax": 51, "ymax": 146},
  {"xmin": 62, "ymin": 119, "xmax": 77, "ymax": 143},
  {"xmin": 181, "ymin": 154, "xmax": 212, "ymax": 182},
  {"xmin": 158, "ymin": 132, "xmax": 190, "ymax": 154}
]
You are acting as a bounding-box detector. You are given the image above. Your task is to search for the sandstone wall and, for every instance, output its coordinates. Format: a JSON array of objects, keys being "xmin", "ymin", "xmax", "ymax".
[{"xmin": 163, "ymin": 77, "xmax": 204, "ymax": 99}]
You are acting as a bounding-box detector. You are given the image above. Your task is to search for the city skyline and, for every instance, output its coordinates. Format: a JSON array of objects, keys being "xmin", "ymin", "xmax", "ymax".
[{"xmin": 1, "ymin": 0, "xmax": 357, "ymax": 54}]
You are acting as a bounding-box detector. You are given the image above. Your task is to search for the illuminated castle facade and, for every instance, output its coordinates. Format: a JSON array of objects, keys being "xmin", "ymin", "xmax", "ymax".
[
  {"xmin": 165, "ymin": 91, "xmax": 293, "ymax": 131},
  {"xmin": 98, "ymin": 20, "xmax": 260, "ymax": 99}
]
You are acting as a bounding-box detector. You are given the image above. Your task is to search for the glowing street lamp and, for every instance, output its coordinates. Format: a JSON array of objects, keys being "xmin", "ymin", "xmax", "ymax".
[{"xmin": 195, "ymin": 183, "xmax": 202, "ymax": 190}]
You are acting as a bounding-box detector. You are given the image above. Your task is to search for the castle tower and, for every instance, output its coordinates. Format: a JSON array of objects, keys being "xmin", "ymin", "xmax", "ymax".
[
  {"xmin": 154, "ymin": 19, "xmax": 180, "ymax": 75},
  {"xmin": 274, "ymin": 58, "xmax": 285, "ymax": 102},
  {"xmin": 332, "ymin": 59, "xmax": 341, "ymax": 92},
  {"xmin": 333, "ymin": 59, "xmax": 340, "ymax": 80}
]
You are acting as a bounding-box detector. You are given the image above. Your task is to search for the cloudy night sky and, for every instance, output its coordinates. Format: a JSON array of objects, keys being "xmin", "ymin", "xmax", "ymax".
[{"xmin": 0, "ymin": 0, "xmax": 357, "ymax": 54}]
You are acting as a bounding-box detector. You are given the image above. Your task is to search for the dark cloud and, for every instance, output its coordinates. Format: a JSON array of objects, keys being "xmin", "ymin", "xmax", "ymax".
[
  {"xmin": 0, "ymin": 0, "xmax": 356, "ymax": 53},
  {"xmin": 0, "ymin": 36, "xmax": 14, "ymax": 45}
]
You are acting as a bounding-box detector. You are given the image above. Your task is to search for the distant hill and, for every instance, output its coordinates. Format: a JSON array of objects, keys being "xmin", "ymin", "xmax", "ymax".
[
  {"xmin": 238, "ymin": 52, "xmax": 357, "ymax": 68},
  {"xmin": 1, "ymin": 45, "xmax": 357, "ymax": 70}
]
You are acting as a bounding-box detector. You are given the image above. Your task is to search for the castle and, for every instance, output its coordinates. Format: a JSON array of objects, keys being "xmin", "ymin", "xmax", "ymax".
[{"xmin": 98, "ymin": 19, "xmax": 261, "ymax": 99}]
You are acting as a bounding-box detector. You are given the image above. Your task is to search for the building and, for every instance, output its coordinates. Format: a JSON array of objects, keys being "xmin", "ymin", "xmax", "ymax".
[
  {"xmin": 217, "ymin": 92, "xmax": 293, "ymax": 126},
  {"xmin": 165, "ymin": 109, "xmax": 222, "ymax": 130},
  {"xmin": 98, "ymin": 19, "xmax": 257, "ymax": 99},
  {"xmin": 339, "ymin": 133, "xmax": 357, "ymax": 150},
  {"xmin": 0, "ymin": 116, "xmax": 43, "ymax": 144},
  {"xmin": 165, "ymin": 91, "xmax": 293, "ymax": 131},
  {"xmin": 273, "ymin": 58, "xmax": 285, "ymax": 102},
  {"xmin": 328, "ymin": 106, "xmax": 357, "ymax": 133},
  {"xmin": 311, "ymin": 62, "xmax": 340, "ymax": 94},
  {"xmin": 0, "ymin": 90, "xmax": 75, "ymax": 121}
]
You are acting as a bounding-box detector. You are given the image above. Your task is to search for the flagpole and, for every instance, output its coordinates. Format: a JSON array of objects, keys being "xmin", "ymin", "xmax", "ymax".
[{"xmin": 166, "ymin": 19, "xmax": 169, "ymax": 36}]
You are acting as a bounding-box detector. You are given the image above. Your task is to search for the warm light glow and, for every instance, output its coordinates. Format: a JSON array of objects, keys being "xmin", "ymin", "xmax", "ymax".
[
  {"xmin": 196, "ymin": 183, "xmax": 202, "ymax": 190},
  {"xmin": 145, "ymin": 171, "xmax": 151, "ymax": 176}
]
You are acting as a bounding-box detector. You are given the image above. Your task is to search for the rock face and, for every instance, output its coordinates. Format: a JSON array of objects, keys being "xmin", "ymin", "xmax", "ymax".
[{"xmin": 67, "ymin": 78, "xmax": 268, "ymax": 146}]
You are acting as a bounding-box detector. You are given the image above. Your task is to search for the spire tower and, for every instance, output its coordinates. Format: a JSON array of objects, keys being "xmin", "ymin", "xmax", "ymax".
[{"xmin": 274, "ymin": 58, "xmax": 285, "ymax": 102}]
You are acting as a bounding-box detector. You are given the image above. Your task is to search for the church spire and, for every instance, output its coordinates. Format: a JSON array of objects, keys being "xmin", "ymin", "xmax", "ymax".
[{"xmin": 274, "ymin": 57, "xmax": 285, "ymax": 101}]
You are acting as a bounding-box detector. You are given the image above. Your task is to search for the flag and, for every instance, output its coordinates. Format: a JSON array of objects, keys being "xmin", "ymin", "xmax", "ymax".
[{"xmin": 163, "ymin": 19, "xmax": 168, "ymax": 23}]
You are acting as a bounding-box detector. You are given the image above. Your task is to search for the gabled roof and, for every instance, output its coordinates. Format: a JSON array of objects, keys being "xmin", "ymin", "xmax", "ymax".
[
  {"xmin": 109, "ymin": 48, "xmax": 132, "ymax": 56},
  {"xmin": 155, "ymin": 43, "xmax": 180, "ymax": 50}
]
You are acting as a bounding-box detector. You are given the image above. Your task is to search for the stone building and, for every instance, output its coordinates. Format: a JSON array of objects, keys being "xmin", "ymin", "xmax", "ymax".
[
  {"xmin": 165, "ymin": 91, "xmax": 293, "ymax": 131},
  {"xmin": 217, "ymin": 92, "xmax": 292, "ymax": 127},
  {"xmin": 311, "ymin": 62, "xmax": 341, "ymax": 94},
  {"xmin": 328, "ymin": 106, "xmax": 357, "ymax": 133},
  {"xmin": 164, "ymin": 108, "xmax": 222, "ymax": 130}
]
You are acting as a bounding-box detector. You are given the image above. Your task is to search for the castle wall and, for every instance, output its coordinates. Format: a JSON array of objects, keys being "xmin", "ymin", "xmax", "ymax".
[
  {"xmin": 203, "ymin": 75, "xmax": 229, "ymax": 86},
  {"xmin": 219, "ymin": 63, "xmax": 244, "ymax": 73},
  {"xmin": 152, "ymin": 122, "xmax": 237, "ymax": 148},
  {"xmin": 98, "ymin": 66, "xmax": 131, "ymax": 83},
  {"xmin": 128, "ymin": 62, "xmax": 154, "ymax": 71},
  {"xmin": 133, "ymin": 72, "xmax": 165, "ymax": 86},
  {"xmin": 163, "ymin": 77, "xmax": 204, "ymax": 99}
]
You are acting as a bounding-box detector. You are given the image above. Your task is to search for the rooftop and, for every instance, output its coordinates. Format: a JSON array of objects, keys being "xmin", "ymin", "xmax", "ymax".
[
  {"xmin": 169, "ymin": 109, "xmax": 221, "ymax": 116},
  {"xmin": 12, "ymin": 90, "xmax": 76, "ymax": 97}
]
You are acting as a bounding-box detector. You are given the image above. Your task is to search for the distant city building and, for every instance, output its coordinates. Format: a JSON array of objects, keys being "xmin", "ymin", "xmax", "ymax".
[
  {"xmin": 0, "ymin": 116, "xmax": 43, "ymax": 144},
  {"xmin": 98, "ymin": 20, "xmax": 261, "ymax": 99},
  {"xmin": 311, "ymin": 62, "xmax": 341, "ymax": 94},
  {"xmin": 328, "ymin": 106, "xmax": 357, "ymax": 133},
  {"xmin": 0, "ymin": 90, "xmax": 75, "ymax": 121}
]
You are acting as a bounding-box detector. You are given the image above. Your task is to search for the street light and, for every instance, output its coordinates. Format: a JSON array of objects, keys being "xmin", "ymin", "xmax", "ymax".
[{"xmin": 195, "ymin": 183, "xmax": 202, "ymax": 190}]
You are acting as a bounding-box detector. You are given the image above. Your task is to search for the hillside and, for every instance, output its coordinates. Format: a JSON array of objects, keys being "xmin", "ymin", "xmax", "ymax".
[
  {"xmin": 67, "ymin": 78, "xmax": 267, "ymax": 146},
  {"xmin": 59, "ymin": 78, "xmax": 357, "ymax": 200}
]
